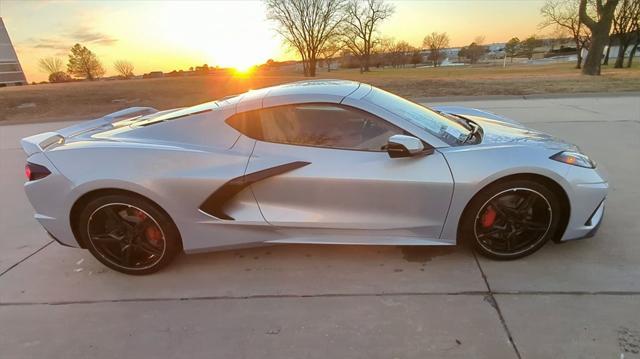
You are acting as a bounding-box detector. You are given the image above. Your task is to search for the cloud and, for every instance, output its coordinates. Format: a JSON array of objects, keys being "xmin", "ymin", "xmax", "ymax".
[
  {"xmin": 18, "ymin": 26, "xmax": 118, "ymax": 54},
  {"xmin": 66, "ymin": 27, "xmax": 118, "ymax": 46},
  {"xmin": 30, "ymin": 38, "xmax": 69, "ymax": 51},
  {"xmin": 91, "ymin": 37, "xmax": 118, "ymax": 46}
]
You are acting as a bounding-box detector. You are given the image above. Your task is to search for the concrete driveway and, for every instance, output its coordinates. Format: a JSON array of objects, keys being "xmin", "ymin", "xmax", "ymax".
[{"xmin": 1, "ymin": 95, "xmax": 639, "ymax": 358}]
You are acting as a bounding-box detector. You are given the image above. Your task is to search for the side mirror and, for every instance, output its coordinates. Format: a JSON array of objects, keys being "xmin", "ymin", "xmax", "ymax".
[{"xmin": 386, "ymin": 135, "xmax": 429, "ymax": 158}]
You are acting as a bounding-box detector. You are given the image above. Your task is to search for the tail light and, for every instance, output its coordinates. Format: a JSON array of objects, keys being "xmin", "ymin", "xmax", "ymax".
[{"xmin": 25, "ymin": 162, "xmax": 51, "ymax": 181}]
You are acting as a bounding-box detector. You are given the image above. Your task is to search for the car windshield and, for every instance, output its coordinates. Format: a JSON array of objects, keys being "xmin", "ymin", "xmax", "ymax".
[{"xmin": 364, "ymin": 87, "xmax": 471, "ymax": 145}]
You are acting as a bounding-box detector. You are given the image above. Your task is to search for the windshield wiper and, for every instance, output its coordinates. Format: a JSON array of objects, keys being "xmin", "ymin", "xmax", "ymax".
[
  {"xmin": 433, "ymin": 110, "xmax": 473, "ymax": 131},
  {"xmin": 432, "ymin": 109, "xmax": 481, "ymax": 144},
  {"xmin": 451, "ymin": 115, "xmax": 482, "ymax": 144},
  {"xmin": 462, "ymin": 121, "xmax": 480, "ymax": 144}
]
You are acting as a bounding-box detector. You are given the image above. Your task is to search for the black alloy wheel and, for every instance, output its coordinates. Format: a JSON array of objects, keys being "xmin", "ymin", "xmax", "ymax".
[
  {"xmin": 78, "ymin": 194, "xmax": 180, "ymax": 274},
  {"xmin": 462, "ymin": 179, "xmax": 562, "ymax": 260}
]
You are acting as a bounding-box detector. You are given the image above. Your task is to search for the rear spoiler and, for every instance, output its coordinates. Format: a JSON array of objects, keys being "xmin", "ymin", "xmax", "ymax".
[
  {"xmin": 20, "ymin": 107, "xmax": 159, "ymax": 156},
  {"xmin": 20, "ymin": 132, "xmax": 65, "ymax": 156}
]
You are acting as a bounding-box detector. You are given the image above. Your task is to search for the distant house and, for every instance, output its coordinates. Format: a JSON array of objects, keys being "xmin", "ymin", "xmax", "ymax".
[
  {"xmin": 0, "ymin": 17, "xmax": 27, "ymax": 87},
  {"xmin": 486, "ymin": 43, "xmax": 506, "ymax": 53},
  {"xmin": 143, "ymin": 71, "xmax": 164, "ymax": 79},
  {"xmin": 418, "ymin": 47, "xmax": 463, "ymax": 64}
]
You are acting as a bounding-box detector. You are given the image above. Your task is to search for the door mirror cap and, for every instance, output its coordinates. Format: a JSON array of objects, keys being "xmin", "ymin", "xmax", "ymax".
[{"xmin": 386, "ymin": 135, "xmax": 431, "ymax": 158}]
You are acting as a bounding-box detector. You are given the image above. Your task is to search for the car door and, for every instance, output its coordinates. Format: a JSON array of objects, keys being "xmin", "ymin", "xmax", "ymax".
[{"xmin": 228, "ymin": 103, "xmax": 454, "ymax": 241}]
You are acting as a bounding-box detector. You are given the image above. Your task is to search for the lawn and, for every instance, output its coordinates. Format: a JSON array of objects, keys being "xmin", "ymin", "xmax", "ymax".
[{"xmin": 1, "ymin": 62, "xmax": 639, "ymax": 124}]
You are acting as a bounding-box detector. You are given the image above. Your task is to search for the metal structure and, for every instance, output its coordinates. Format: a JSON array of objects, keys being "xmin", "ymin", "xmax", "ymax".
[{"xmin": 0, "ymin": 17, "xmax": 27, "ymax": 86}]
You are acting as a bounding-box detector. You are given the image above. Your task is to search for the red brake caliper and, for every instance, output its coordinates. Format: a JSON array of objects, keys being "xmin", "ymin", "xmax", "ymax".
[
  {"xmin": 134, "ymin": 210, "xmax": 161, "ymax": 246},
  {"xmin": 145, "ymin": 226, "xmax": 162, "ymax": 245},
  {"xmin": 134, "ymin": 210, "xmax": 147, "ymax": 221},
  {"xmin": 481, "ymin": 206, "xmax": 497, "ymax": 228}
]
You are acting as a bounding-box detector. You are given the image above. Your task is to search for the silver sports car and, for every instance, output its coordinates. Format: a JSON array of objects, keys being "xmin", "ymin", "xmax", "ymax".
[{"xmin": 22, "ymin": 80, "xmax": 608, "ymax": 274}]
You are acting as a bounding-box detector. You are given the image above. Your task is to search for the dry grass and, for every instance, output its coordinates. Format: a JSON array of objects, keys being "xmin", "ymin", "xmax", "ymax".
[{"xmin": 1, "ymin": 62, "xmax": 639, "ymax": 124}]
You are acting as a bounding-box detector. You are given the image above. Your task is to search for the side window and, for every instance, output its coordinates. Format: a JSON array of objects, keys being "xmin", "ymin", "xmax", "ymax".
[
  {"xmin": 227, "ymin": 104, "xmax": 402, "ymax": 151},
  {"xmin": 226, "ymin": 111, "xmax": 263, "ymax": 139}
]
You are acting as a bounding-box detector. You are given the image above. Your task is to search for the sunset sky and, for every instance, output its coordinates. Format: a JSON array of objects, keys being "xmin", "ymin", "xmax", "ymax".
[{"xmin": 2, "ymin": 0, "xmax": 548, "ymax": 82}]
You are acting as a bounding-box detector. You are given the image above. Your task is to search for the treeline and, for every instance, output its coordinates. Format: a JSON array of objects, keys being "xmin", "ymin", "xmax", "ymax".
[
  {"xmin": 268, "ymin": 0, "xmax": 638, "ymax": 77},
  {"xmin": 38, "ymin": 44, "xmax": 135, "ymax": 83}
]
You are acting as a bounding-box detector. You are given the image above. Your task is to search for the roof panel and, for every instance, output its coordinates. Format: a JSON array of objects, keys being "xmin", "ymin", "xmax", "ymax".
[{"xmin": 263, "ymin": 79, "xmax": 360, "ymax": 107}]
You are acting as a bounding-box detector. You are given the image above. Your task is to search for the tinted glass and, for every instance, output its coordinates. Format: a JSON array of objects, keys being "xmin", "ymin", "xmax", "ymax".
[
  {"xmin": 226, "ymin": 111, "xmax": 262, "ymax": 139},
  {"xmin": 227, "ymin": 104, "xmax": 402, "ymax": 151},
  {"xmin": 364, "ymin": 87, "xmax": 471, "ymax": 145}
]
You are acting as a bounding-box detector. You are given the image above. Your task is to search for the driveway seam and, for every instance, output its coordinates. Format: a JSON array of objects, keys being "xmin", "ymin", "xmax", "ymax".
[
  {"xmin": 0, "ymin": 291, "xmax": 489, "ymax": 307},
  {"xmin": 494, "ymin": 291, "xmax": 640, "ymax": 295},
  {"xmin": 473, "ymin": 253, "xmax": 522, "ymax": 359},
  {"xmin": 0, "ymin": 240, "xmax": 53, "ymax": 278},
  {"xmin": 2, "ymin": 290, "xmax": 640, "ymax": 307}
]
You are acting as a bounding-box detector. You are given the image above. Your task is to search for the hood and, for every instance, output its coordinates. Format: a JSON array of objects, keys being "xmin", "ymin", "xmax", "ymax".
[{"xmin": 432, "ymin": 105, "xmax": 577, "ymax": 151}]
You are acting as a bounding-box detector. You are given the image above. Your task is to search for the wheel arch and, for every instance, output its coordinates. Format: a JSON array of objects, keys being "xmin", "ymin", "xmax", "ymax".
[
  {"xmin": 69, "ymin": 188, "xmax": 183, "ymax": 249},
  {"xmin": 457, "ymin": 173, "xmax": 571, "ymax": 243}
]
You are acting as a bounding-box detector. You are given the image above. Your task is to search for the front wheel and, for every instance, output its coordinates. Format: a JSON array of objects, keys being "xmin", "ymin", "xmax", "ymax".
[
  {"xmin": 77, "ymin": 194, "xmax": 181, "ymax": 275},
  {"xmin": 461, "ymin": 179, "xmax": 563, "ymax": 260}
]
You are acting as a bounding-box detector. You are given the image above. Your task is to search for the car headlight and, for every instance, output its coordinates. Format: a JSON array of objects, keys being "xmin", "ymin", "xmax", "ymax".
[{"xmin": 550, "ymin": 151, "xmax": 596, "ymax": 168}]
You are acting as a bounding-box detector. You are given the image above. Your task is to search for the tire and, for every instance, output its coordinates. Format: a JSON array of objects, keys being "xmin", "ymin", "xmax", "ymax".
[
  {"xmin": 77, "ymin": 194, "xmax": 180, "ymax": 275},
  {"xmin": 460, "ymin": 179, "xmax": 563, "ymax": 260}
]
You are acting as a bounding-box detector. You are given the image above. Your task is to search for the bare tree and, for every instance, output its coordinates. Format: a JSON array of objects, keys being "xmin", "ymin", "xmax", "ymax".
[
  {"xmin": 540, "ymin": 0, "xmax": 592, "ymax": 68},
  {"xmin": 384, "ymin": 40, "xmax": 413, "ymax": 68},
  {"xmin": 319, "ymin": 39, "xmax": 343, "ymax": 72},
  {"xmin": 579, "ymin": 0, "xmax": 620, "ymax": 75},
  {"xmin": 521, "ymin": 35, "xmax": 543, "ymax": 59},
  {"xmin": 458, "ymin": 36, "xmax": 488, "ymax": 64},
  {"xmin": 396, "ymin": 41, "xmax": 414, "ymax": 67},
  {"xmin": 410, "ymin": 50, "xmax": 422, "ymax": 67},
  {"xmin": 381, "ymin": 39, "xmax": 397, "ymax": 68},
  {"xmin": 114, "ymin": 60, "xmax": 135, "ymax": 79},
  {"xmin": 343, "ymin": 0, "xmax": 394, "ymax": 72},
  {"xmin": 38, "ymin": 57, "xmax": 71, "ymax": 83},
  {"xmin": 546, "ymin": 28, "xmax": 571, "ymax": 51},
  {"xmin": 67, "ymin": 43, "xmax": 105, "ymax": 80},
  {"xmin": 372, "ymin": 37, "xmax": 394, "ymax": 67},
  {"xmin": 265, "ymin": 0, "xmax": 346, "ymax": 77},
  {"xmin": 423, "ymin": 32, "xmax": 450, "ymax": 67},
  {"xmin": 38, "ymin": 57, "xmax": 64, "ymax": 74},
  {"xmin": 611, "ymin": 0, "xmax": 640, "ymax": 67},
  {"xmin": 459, "ymin": 42, "xmax": 488, "ymax": 64},
  {"xmin": 473, "ymin": 35, "xmax": 486, "ymax": 46},
  {"xmin": 504, "ymin": 37, "xmax": 521, "ymax": 62}
]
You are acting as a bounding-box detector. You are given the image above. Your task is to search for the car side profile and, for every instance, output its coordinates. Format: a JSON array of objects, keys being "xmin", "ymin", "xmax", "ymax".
[{"xmin": 21, "ymin": 80, "xmax": 608, "ymax": 274}]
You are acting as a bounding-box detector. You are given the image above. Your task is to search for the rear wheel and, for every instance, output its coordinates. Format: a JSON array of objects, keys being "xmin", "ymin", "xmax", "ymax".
[
  {"xmin": 77, "ymin": 194, "xmax": 180, "ymax": 275},
  {"xmin": 461, "ymin": 179, "xmax": 562, "ymax": 260}
]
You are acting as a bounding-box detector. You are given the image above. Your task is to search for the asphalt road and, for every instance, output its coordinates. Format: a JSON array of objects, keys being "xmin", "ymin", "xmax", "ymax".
[{"xmin": 1, "ymin": 95, "xmax": 639, "ymax": 358}]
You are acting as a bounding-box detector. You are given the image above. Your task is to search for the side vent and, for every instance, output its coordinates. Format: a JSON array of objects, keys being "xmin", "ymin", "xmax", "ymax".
[{"xmin": 199, "ymin": 161, "xmax": 311, "ymax": 220}]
